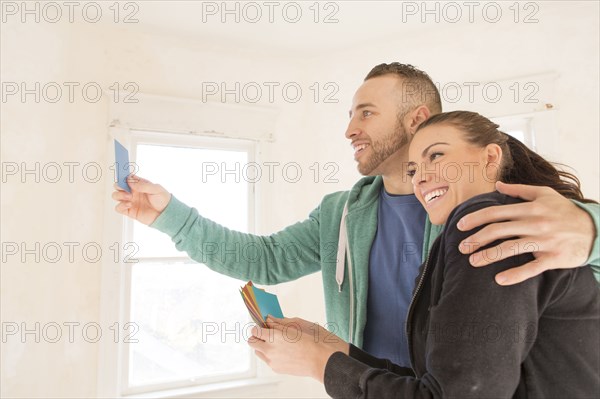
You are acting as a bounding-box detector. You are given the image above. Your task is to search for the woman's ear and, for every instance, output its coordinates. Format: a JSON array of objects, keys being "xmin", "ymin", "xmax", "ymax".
[
  {"xmin": 485, "ymin": 143, "xmax": 503, "ymax": 166},
  {"xmin": 405, "ymin": 105, "xmax": 431, "ymax": 135}
]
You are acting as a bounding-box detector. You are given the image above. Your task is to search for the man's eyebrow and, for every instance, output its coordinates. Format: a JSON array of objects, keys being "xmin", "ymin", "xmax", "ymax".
[
  {"xmin": 421, "ymin": 142, "xmax": 449, "ymax": 158},
  {"xmin": 349, "ymin": 102, "xmax": 376, "ymax": 118}
]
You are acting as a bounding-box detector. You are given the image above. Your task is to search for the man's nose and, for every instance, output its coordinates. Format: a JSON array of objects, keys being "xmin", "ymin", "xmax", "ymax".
[{"xmin": 345, "ymin": 119, "xmax": 360, "ymax": 139}]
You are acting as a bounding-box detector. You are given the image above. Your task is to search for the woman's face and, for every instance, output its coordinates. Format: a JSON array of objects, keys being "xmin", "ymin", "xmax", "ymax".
[{"xmin": 408, "ymin": 123, "xmax": 499, "ymax": 225}]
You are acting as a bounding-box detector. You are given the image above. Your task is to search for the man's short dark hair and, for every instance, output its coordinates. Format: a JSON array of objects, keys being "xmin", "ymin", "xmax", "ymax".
[{"xmin": 365, "ymin": 62, "xmax": 442, "ymax": 115}]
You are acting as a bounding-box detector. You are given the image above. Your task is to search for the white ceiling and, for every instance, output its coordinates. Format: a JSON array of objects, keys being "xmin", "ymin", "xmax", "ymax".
[
  {"xmin": 106, "ymin": 1, "xmax": 574, "ymax": 59},
  {"xmin": 113, "ymin": 1, "xmax": 472, "ymax": 57}
]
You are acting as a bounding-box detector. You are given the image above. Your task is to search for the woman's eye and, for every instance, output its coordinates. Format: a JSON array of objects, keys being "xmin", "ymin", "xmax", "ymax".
[
  {"xmin": 407, "ymin": 169, "xmax": 416, "ymax": 177},
  {"xmin": 429, "ymin": 152, "xmax": 443, "ymax": 161}
]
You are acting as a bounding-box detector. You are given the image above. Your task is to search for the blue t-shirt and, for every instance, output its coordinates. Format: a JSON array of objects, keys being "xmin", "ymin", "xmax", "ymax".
[{"xmin": 362, "ymin": 187, "xmax": 426, "ymax": 367}]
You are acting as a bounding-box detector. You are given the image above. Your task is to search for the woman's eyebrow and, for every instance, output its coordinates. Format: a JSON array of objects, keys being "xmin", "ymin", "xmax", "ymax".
[{"xmin": 421, "ymin": 142, "xmax": 449, "ymax": 158}]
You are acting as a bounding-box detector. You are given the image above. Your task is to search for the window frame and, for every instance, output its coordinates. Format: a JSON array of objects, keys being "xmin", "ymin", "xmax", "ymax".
[{"xmin": 100, "ymin": 127, "xmax": 266, "ymax": 398}]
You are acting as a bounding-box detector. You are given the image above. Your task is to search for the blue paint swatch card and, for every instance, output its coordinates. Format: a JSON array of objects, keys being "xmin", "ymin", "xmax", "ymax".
[
  {"xmin": 114, "ymin": 140, "xmax": 131, "ymax": 193},
  {"xmin": 252, "ymin": 286, "xmax": 284, "ymax": 320}
]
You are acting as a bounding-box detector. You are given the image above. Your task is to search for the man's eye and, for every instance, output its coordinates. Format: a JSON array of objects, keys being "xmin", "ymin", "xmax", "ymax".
[{"xmin": 362, "ymin": 110, "xmax": 372, "ymax": 117}]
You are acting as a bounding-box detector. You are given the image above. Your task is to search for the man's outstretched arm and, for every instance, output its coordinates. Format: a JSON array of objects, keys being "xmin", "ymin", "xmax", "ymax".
[
  {"xmin": 113, "ymin": 175, "xmax": 323, "ymax": 285},
  {"xmin": 456, "ymin": 181, "xmax": 599, "ymax": 285}
]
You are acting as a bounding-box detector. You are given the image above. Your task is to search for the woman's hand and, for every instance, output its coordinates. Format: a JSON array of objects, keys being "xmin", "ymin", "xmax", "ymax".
[{"xmin": 248, "ymin": 316, "xmax": 349, "ymax": 383}]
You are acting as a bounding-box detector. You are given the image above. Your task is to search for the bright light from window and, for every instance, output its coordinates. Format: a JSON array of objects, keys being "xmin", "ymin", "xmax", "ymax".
[
  {"xmin": 505, "ymin": 129, "xmax": 526, "ymax": 143},
  {"xmin": 493, "ymin": 116, "xmax": 535, "ymax": 150},
  {"xmin": 133, "ymin": 144, "xmax": 249, "ymax": 258},
  {"xmin": 128, "ymin": 142, "xmax": 253, "ymax": 388}
]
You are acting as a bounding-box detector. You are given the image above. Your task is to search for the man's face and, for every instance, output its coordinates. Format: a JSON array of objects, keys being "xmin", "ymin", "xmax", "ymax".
[{"xmin": 346, "ymin": 75, "xmax": 411, "ymax": 176}]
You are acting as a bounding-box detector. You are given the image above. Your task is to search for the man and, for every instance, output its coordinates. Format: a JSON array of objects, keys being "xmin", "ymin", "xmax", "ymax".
[{"xmin": 113, "ymin": 63, "xmax": 599, "ymax": 368}]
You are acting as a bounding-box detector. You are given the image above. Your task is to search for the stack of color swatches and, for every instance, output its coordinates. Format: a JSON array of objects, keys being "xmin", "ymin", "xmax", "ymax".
[{"xmin": 240, "ymin": 281, "xmax": 284, "ymax": 328}]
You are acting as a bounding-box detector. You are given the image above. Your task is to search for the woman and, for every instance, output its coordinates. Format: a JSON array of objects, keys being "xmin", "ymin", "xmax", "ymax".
[{"xmin": 249, "ymin": 111, "xmax": 600, "ymax": 398}]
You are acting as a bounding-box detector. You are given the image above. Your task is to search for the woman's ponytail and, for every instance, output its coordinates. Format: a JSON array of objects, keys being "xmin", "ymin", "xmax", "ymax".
[{"xmin": 501, "ymin": 134, "xmax": 593, "ymax": 203}]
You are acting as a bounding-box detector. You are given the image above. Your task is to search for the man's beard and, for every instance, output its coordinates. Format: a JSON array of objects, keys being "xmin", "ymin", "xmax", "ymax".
[{"xmin": 358, "ymin": 122, "xmax": 410, "ymax": 176}]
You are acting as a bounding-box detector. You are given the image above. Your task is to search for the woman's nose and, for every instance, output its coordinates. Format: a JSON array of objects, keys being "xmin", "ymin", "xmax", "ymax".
[{"xmin": 411, "ymin": 166, "xmax": 428, "ymax": 186}]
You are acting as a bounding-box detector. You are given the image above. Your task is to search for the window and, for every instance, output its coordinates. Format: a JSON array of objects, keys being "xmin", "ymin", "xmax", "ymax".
[
  {"xmin": 492, "ymin": 115, "xmax": 536, "ymax": 150},
  {"xmin": 120, "ymin": 131, "xmax": 257, "ymax": 395}
]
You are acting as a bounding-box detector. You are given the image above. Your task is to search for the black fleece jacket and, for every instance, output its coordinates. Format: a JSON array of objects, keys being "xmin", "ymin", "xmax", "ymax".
[{"xmin": 324, "ymin": 192, "xmax": 600, "ymax": 398}]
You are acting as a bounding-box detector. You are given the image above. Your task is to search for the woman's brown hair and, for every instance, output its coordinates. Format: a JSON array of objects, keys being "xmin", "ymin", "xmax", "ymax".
[{"xmin": 416, "ymin": 111, "xmax": 597, "ymax": 204}]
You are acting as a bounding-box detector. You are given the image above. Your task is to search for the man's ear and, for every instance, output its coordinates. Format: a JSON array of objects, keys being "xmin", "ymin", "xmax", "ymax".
[{"xmin": 405, "ymin": 105, "xmax": 431, "ymax": 135}]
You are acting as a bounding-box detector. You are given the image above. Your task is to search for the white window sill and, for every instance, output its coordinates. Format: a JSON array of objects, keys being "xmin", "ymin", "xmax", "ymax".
[{"xmin": 122, "ymin": 377, "xmax": 282, "ymax": 399}]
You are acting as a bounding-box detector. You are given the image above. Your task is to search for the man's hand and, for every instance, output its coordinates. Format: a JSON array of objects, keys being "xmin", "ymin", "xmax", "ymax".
[
  {"xmin": 248, "ymin": 316, "xmax": 349, "ymax": 383},
  {"xmin": 457, "ymin": 181, "xmax": 595, "ymax": 286},
  {"xmin": 112, "ymin": 175, "xmax": 171, "ymax": 225}
]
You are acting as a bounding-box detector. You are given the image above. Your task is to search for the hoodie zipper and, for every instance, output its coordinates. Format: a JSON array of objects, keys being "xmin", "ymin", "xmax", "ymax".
[{"xmin": 405, "ymin": 248, "xmax": 433, "ymax": 373}]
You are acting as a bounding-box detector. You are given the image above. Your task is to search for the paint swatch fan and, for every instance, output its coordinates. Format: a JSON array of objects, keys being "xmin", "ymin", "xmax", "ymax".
[{"xmin": 240, "ymin": 281, "xmax": 284, "ymax": 327}]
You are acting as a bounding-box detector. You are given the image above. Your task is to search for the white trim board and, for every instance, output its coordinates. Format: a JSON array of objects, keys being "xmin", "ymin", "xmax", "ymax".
[{"xmin": 108, "ymin": 92, "xmax": 280, "ymax": 142}]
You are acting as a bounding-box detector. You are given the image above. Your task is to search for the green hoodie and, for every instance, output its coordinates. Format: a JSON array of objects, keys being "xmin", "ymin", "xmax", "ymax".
[{"xmin": 151, "ymin": 175, "xmax": 600, "ymax": 346}]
